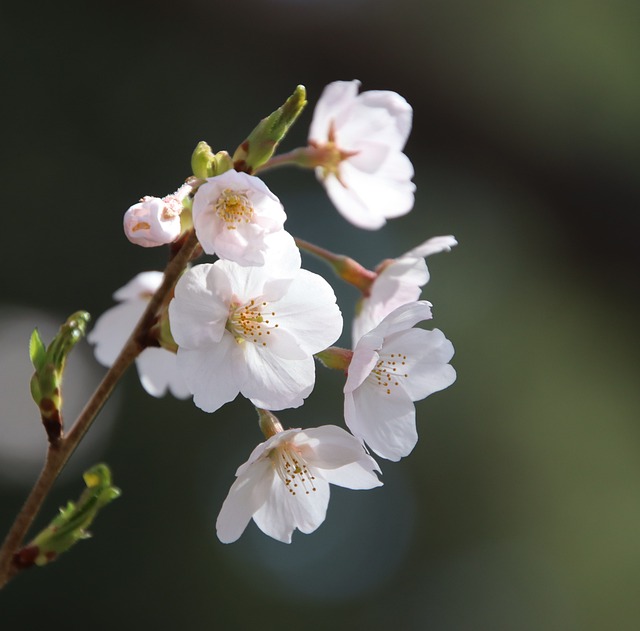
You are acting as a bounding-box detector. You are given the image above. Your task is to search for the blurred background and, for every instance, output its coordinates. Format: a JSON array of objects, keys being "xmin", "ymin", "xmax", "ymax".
[{"xmin": 1, "ymin": 0, "xmax": 639, "ymax": 629}]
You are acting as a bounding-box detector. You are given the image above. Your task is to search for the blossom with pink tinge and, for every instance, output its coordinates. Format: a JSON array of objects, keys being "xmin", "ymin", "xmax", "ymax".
[
  {"xmin": 168, "ymin": 242, "xmax": 342, "ymax": 413},
  {"xmin": 309, "ymin": 80, "xmax": 415, "ymax": 230},
  {"xmin": 352, "ymin": 235, "xmax": 457, "ymax": 343},
  {"xmin": 345, "ymin": 301, "xmax": 456, "ymax": 461},
  {"xmin": 191, "ymin": 169, "xmax": 288, "ymax": 266},
  {"xmin": 216, "ymin": 425, "xmax": 382, "ymax": 543}
]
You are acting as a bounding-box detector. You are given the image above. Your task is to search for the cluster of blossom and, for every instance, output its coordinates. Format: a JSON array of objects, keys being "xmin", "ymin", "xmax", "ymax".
[{"xmin": 88, "ymin": 80, "xmax": 457, "ymax": 544}]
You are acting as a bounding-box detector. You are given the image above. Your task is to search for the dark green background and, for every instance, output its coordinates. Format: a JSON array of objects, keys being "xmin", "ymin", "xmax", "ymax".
[{"xmin": 1, "ymin": 1, "xmax": 639, "ymax": 629}]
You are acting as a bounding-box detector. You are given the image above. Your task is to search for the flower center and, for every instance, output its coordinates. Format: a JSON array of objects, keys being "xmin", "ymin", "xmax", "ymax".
[
  {"xmin": 310, "ymin": 121, "xmax": 360, "ymax": 186},
  {"xmin": 270, "ymin": 444, "xmax": 317, "ymax": 496},
  {"xmin": 368, "ymin": 352, "xmax": 409, "ymax": 395},
  {"xmin": 215, "ymin": 189, "xmax": 254, "ymax": 230},
  {"xmin": 226, "ymin": 298, "xmax": 278, "ymax": 346}
]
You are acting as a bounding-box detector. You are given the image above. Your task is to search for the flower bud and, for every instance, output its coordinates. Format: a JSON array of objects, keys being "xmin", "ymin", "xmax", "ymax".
[
  {"xmin": 233, "ymin": 85, "xmax": 307, "ymax": 173},
  {"xmin": 123, "ymin": 197, "xmax": 182, "ymax": 247}
]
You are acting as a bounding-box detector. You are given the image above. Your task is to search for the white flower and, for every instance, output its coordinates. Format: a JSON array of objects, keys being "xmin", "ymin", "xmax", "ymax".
[
  {"xmin": 192, "ymin": 169, "xmax": 287, "ymax": 265},
  {"xmin": 168, "ymin": 246, "xmax": 343, "ymax": 413},
  {"xmin": 216, "ymin": 425, "xmax": 382, "ymax": 543},
  {"xmin": 308, "ymin": 79, "xmax": 415, "ymax": 230},
  {"xmin": 87, "ymin": 272, "xmax": 190, "ymax": 399},
  {"xmin": 123, "ymin": 197, "xmax": 182, "ymax": 247},
  {"xmin": 352, "ymin": 235, "xmax": 457, "ymax": 343},
  {"xmin": 345, "ymin": 301, "xmax": 456, "ymax": 462}
]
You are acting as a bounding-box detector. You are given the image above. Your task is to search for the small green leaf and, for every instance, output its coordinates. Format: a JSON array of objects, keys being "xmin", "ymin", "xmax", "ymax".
[
  {"xmin": 14, "ymin": 464, "xmax": 121, "ymax": 568},
  {"xmin": 29, "ymin": 328, "xmax": 46, "ymax": 372},
  {"xmin": 29, "ymin": 310, "xmax": 91, "ymax": 443}
]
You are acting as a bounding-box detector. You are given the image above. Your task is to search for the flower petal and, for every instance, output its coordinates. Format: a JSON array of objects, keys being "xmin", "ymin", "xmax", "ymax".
[
  {"xmin": 352, "ymin": 257, "xmax": 429, "ymax": 342},
  {"xmin": 322, "ymin": 173, "xmax": 387, "ymax": 230},
  {"xmin": 169, "ymin": 264, "xmax": 231, "ymax": 349},
  {"xmin": 176, "ymin": 333, "xmax": 245, "ymax": 413},
  {"xmin": 88, "ymin": 300, "xmax": 145, "ymax": 366},
  {"xmin": 404, "ymin": 235, "xmax": 458, "ymax": 259},
  {"xmin": 308, "ymin": 80, "xmax": 360, "ymax": 143},
  {"xmin": 383, "ymin": 328, "xmax": 457, "ymax": 401},
  {"xmin": 240, "ymin": 345, "xmax": 315, "ymax": 410},
  {"xmin": 371, "ymin": 301, "xmax": 433, "ymax": 339},
  {"xmin": 269, "ymin": 269, "xmax": 343, "ymax": 355},
  {"xmin": 296, "ymin": 426, "xmax": 382, "ymax": 489},
  {"xmin": 252, "ymin": 474, "xmax": 330, "ymax": 542},
  {"xmin": 216, "ymin": 457, "xmax": 274, "ymax": 544},
  {"xmin": 135, "ymin": 347, "xmax": 190, "ymax": 399},
  {"xmin": 345, "ymin": 385, "xmax": 418, "ymax": 461},
  {"xmin": 113, "ymin": 271, "xmax": 164, "ymax": 302}
]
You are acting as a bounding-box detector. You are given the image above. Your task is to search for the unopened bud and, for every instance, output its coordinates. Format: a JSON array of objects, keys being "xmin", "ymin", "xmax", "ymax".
[
  {"xmin": 233, "ymin": 85, "xmax": 307, "ymax": 174},
  {"xmin": 191, "ymin": 141, "xmax": 233, "ymax": 179},
  {"xmin": 123, "ymin": 197, "xmax": 182, "ymax": 247}
]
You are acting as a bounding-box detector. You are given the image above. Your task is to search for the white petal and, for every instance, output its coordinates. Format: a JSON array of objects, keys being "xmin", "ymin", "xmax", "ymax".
[
  {"xmin": 309, "ymin": 80, "xmax": 360, "ymax": 142},
  {"xmin": 176, "ymin": 333, "xmax": 245, "ymax": 413},
  {"xmin": 216, "ymin": 457, "xmax": 274, "ymax": 544},
  {"xmin": 354, "ymin": 89, "xmax": 413, "ymax": 146},
  {"xmin": 260, "ymin": 230, "xmax": 302, "ymax": 278},
  {"xmin": 352, "ymin": 257, "xmax": 429, "ymax": 342},
  {"xmin": 241, "ymin": 345, "xmax": 315, "ymax": 410},
  {"xmin": 383, "ymin": 328, "xmax": 457, "ymax": 401},
  {"xmin": 323, "ymin": 173, "xmax": 387, "ymax": 230},
  {"xmin": 169, "ymin": 264, "xmax": 231, "ymax": 349},
  {"xmin": 345, "ymin": 385, "xmax": 418, "ymax": 461},
  {"xmin": 269, "ymin": 269, "xmax": 343, "ymax": 355},
  {"xmin": 88, "ymin": 300, "xmax": 145, "ymax": 366},
  {"xmin": 295, "ymin": 426, "xmax": 382, "ymax": 489},
  {"xmin": 135, "ymin": 347, "xmax": 190, "ymax": 399},
  {"xmin": 404, "ymin": 235, "xmax": 458, "ymax": 259},
  {"xmin": 371, "ymin": 301, "xmax": 433, "ymax": 339},
  {"xmin": 339, "ymin": 157, "xmax": 415, "ymax": 221},
  {"xmin": 253, "ymin": 474, "xmax": 330, "ymax": 542},
  {"xmin": 344, "ymin": 343, "xmax": 381, "ymax": 393},
  {"xmin": 113, "ymin": 271, "xmax": 163, "ymax": 302}
]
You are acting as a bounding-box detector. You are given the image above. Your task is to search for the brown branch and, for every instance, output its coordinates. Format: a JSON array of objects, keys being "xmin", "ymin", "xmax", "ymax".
[{"xmin": 0, "ymin": 230, "xmax": 199, "ymax": 589}]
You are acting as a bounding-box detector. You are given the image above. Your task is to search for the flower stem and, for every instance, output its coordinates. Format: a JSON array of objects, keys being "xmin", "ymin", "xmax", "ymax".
[
  {"xmin": 294, "ymin": 237, "xmax": 377, "ymax": 295},
  {"xmin": 253, "ymin": 147, "xmax": 314, "ymax": 174},
  {"xmin": 0, "ymin": 230, "xmax": 200, "ymax": 589}
]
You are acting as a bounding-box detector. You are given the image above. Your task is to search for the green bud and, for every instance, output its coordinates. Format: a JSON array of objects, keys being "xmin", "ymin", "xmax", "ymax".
[
  {"xmin": 29, "ymin": 310, "xmax": 90, "ymax": 443},
  {"xmin": 13, "ymin": 464, "xmax": 121, "ymax": 569},
  {"xmin": 191, "ymin": 141, "xmax": 233, "ymax": 179},
  {"xmin": 233, "ymin": 85, "xmax": 307, "ymax": 174}
]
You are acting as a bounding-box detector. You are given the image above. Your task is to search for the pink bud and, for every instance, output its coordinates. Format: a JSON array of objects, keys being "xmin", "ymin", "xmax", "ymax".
[{"xmin": 123, "ymin": 197, "xmax": 182, "ymax": 247}]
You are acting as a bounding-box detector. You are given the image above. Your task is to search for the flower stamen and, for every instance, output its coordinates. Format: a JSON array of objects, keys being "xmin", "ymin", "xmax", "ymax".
[
  {"xmin": 369, "ymin": 352, "xmax": 409, "ymax": 395},
  {"xmin": 226, "ymin": 298, "xmax": 276, "ymax": 347},
  {"xmin": 270, "ymin": 445, "xmax": 317, "ymax": 496},
  {"xmin": 215, "ymin": 189, "xmax": 254, "ymax": 230}
]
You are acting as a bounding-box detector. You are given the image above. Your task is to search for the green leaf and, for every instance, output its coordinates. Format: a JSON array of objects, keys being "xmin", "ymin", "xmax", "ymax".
[
  {"xmin": 16, "ymin": 464, "xmax": 121, "ymax": 568},
  {"xmin": 29, "ymin": 328, "xmax": 46, "ymax": 371}
]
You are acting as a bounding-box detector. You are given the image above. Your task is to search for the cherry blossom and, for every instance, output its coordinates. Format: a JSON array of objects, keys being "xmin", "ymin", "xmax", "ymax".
[
  {"xmin": 123, "ymin": 197, "xmax": 182, "ymax": 247},
  {"xmin": 168, "ymin": 245, "xmax": 343, "ymax": 413},
  {"xmin": 191, "ymin": 169, "xmax": 287, "ymax": 265},
  {"xmin": 216, "ymin": 425, "xmax": 382, "ymax": 543},
  {"xmin": 345, "ymin": 301, "xmax": 456, "ymax": 462},
  {"xmin": 88, "ymin": 272, "xmax": 190, "ymax": 399},
  {"xmin": 352, "ymin": 235, "xmax": 457, "ymax": 343},
  {"xmin": 308, "ymin": 79, "xmax": 415, "ymax": 230}
]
